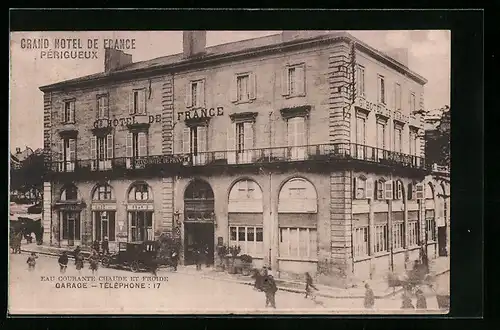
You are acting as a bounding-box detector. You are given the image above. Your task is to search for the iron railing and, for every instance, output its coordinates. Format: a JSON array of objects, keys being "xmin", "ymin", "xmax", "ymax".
[{"xmin": 48, "ymin": 143, "xmax": 425, "ymax": 173}]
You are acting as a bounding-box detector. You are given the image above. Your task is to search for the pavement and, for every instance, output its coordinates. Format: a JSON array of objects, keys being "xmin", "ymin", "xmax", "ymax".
[{"xmin": 18, "ymin": 242, "xmax": 450, "ymax": 299}]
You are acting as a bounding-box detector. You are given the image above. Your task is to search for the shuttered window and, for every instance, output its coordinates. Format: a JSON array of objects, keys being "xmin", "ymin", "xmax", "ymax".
[
  {"xmin": 282, "ymin": 64, "xmax": 306, "ymax": 97},
  {"xmin": 279, "ymin": 228, "xmax": 317, "ymax": 259}
]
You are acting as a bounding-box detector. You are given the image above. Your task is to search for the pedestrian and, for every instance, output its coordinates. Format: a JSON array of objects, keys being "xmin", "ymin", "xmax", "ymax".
[
  {"xmin": 262, "ymin": 272, "xmax": 277, "ymax": 308},
  {"xmin": 89, "ymin": 251, "xmax": 99, "ymax": 275},
  {"xmin": 102, "ymin": 237, "xmax": 109, "ymax": 255},
  {"xmin": 401, "ymin": 290, "xmax": 415, "ymax": 309},
  {"xmin": 26, "ymin": 252, "xmax": 38, "ymax": 271},
  {"xmin": 415, "ymin": 289, "xmax": 427, "ymax": 309},
  {"xmin": 204, "ymin": 244, "xmax": 210, "ymax": 268},
  {"xmin": 92, "ymin": 240, "xmax": 100, "ymax": 255},
  {"xmin": 75, "ymin": 253, "xmax": 84, "ymax": 273},
  {"xmin": 252, "ymin": 268, "xmax": 264, "ymax": 291},
  {"xmin": 305, "ymin": 272, "xmax": 319, "ymax": 300},
  {"xmin": 364, "ymin": 283, "xmax": 375, "ymax": 309},
  {"xmin": 73, "ymin": 245, "xmax": 81, "ymax": 260},
  {"xmin": 171, "ymin": 249, "xmax": 178, "ymax": 271},
  {"xmin": 58, "ymin": 251, "xmax": 68, "ymax": 274},
  {"xmin": 194, "ymin": 246, "xmax": 202, "ymax": 271}
]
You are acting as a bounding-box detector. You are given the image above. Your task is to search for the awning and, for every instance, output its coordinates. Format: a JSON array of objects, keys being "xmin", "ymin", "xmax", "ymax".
[{"xmin": 11, "ymin": 214, "xmax": 42, "ymax": 221}]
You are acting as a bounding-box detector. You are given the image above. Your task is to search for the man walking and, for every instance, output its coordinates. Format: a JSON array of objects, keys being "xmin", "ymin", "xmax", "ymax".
[{"xmin": 262, "ymin": 272, "xmax": 278, "ymax": 309}]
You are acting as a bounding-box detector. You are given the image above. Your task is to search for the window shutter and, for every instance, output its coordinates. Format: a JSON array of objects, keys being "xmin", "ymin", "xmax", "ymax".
[
  {"xmin": 138, "ymin": 132, "xmax": 147, "ymax": 157},
  {"xmin": 249, "ymin": 73, "xmax": 257, "ymax": 100},
  {"xmin": 199, "ymin": 81, "xmax": 205, "ymax": 107},
  {"xmin": 281, "ymin": 67, "xmax": 289, "ymax": 96},
  {"xmin": 105, "ymin": 96, "xmax": 110, "ymax": 118},
  {"xmin": 385, "ymin": 180, "xmax": 393, "ymax": 200},
  {"xmin": 352, "ymin": 177, "xmax": 357, "ymax": 197},
  {"xmin": 377, "ymin": 77, "xmax": 381, "ymax": 103},
  {"xmin": 296, "ymin": 65, "xmax": 305, "ymax": 95},
  {"xmin": 287, "ymin": 119, "xmax": 295, "ymax": 146},
  {"xmin": 296, "ymin": 117, "xmax": 306, "ymax": 146},
  {"xmin": 197, "ymin": 126, "xmax": 207, "ymax": 152},
  {"xmin": 59, "ymin": 139, "xmax": 65, "ymax": 161},
  {"xmin": 69, "ymin": 139, "xmax": 76, "ymax": 161},
  {"xmin": 126, "ymin": 132, "xmax": 133, "ymax": 158},
  {"xmin": 366, "ymin": 178, "xmax": 374, "ymax": 199},
  {"xmin": 106, "ymin": 134, "xmax": 114, "ymax": 159},
  {"xmin": 185, "ymin": 82, "xmax": 193, "ymax": 108},
  {"xmin": 182, "ymin": 127, "xmax": 191, "ymax": 153},
  {"xmin": 227, "ymin": 124, "xmax": 236, "ymax": 150},
  {"xmin": 408, "ymin": 183, "xmax": 413, "ymax": 200},
  {"xmin": 90, "ymin": 136, "xmax": 97, "ymax": 160},
  {"xmin": 128, "ymin": 92, "xmax": 134, "ymax": 115},
  {"xmin": 230, "ymin": 75, "xmax": 238, "ymax": 102},
  {"xmin": 70, "ymin": 102, "xmax": 75, "ymax": 122},
  {"xmin": 138, "ymin": 89, "xmax": 146, "ymax": 115},
  {"xmin": 243, "ymin": 122, "xmax": 254, "ymax": 149},
  {"xmin": 59, "ymin": 102, "xmax": 64, "ymax": 123}
]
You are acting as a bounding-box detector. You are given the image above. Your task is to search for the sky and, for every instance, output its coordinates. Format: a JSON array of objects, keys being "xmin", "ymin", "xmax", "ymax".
[{"xmin": 9, "ymin": 30, "xmax": 450, "ymax": 150}]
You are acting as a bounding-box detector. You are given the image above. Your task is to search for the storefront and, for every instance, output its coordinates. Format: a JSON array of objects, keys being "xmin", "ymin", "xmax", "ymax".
[
  {"xmin": 127, "ymin": 182, "xmax": 154, "ymax": 242},
  {"xmin": 53, "ymin": 183, "xmax": 86, "ymax": 247},
  {"xmin": 91, "ymin": 183, "xmax": 117, "ymax": 247}
]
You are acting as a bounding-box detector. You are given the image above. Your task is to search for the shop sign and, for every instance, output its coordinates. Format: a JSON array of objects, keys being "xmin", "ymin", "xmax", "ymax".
[
  {"xmin": 177, "ymin": 107, "xmax": 224, "ymax": 121},
  {"xmin": 134, "ymin": 154, "xmax": 191, "ymax": 167},
  {"xmin": 91, "ymin": 203, "xmax": 116, "ymax": 211},
  {"xmin": 93, "ymin": 114, "xmax": 162, "ymax": 129},
  {"xmin": 127, "ymin": 204, "xmax": 154, "ymax": 211}
]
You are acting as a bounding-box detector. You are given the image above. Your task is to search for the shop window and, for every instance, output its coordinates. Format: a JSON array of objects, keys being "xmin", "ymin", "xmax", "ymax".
[
  {"xmin": 60, "ymin": 184, "xmax": 78, "ymax": 201},
  {"xmin": 93, "ymin": 184, "xmax": 114, "ymax": 201},
  {"xmin": 229, "ymin": 226, "xmax": 263, "ymax": 256},
  {"xmin": 279, "ymin": 228, "xmax": 317, "ymax": 259},
  {"xmin": 374, "ymin": 224, "xmax": 388, "ymax": 253},
  {"xmin": 392, "ymin": 222, "xmax": 405, "ymax": 249},
  {"xmin": 353, "ymin": 227, "xmax": 369, "ymax": 258}
]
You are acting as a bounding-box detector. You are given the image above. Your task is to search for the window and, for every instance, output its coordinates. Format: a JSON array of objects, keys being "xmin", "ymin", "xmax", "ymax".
[
  {"xmin": 186, "ymin": 80, "xmax": 205, "ymax": 108},
  {"xmin": 229, "ymin": 226, "xmax": 264, "ymax": 256},
  {"xmin": 235, "ymin": 180, "xmax": 257, "ymax": 199},
  {"xmin": 94, "ymin": 211, "xmax": 116, "ymax": 241},
  {"xmin": 408, "ymin": 217, "xmax": 420, "ymax": 247},
  {"xmin": 376, "ymin": 121, "xmax": 386, "ymax": 150},
  {"xmin": 394, "ymin": 83, "xmax": 402, "ymax": 111},
  {"xmin": 356, "ymin": 65, "xmax": 365, "ymax": 97},
  {"xmin": 63, "ymin": 100, "xmax": 75, "ymax": 123},
  {"xmin": 409, "ymin": 129, "xmax": 418, "ymax": 156},
  {"xmin": 407, "ymin": 183, "xmax": 414, "ymax": 200},
  {"xmin": 97, "ymin": 95, "xmax": 109, "ymax": 119},
  {"xmin": 93, "ymin": 184, "xmax": 113, "ymax": 201},
  {"xmin": 353, "ymin": 227, "xmax": 369, "ymax": 258},
  {"xmin": 393, "ymin": 181, "xmax": 403, "ymax": 200},
  {"xmin": 129, "ymin": 211, "xmax": 153, "ymax": 241},
  {"xmin": 409, "ymin": 92, "xmax": 416, "ymax": 114},
  {"xmin": 182, "ymin": 125, "xmax": 208, "ymax": 165},
  {"xmin": 279, "ymin": 227, "xmax": 317, "ymax": 259},
  {"xmin": 130, "ymin": 183, "xmax": 149, "ymax": 201},
  {"xmin": 61, "ymin": 184, "xmax": 78, "ymax": 201},
  {"xmin": 287, "ymin": 117, "xmax": 306, "ymax": 160},
  {"xmin": 356, "ymin": 115, "xmax": 366, "ymax": 158},
  {"xmin": 393, "ymin": 221, "xmax": 405, "ymax": 249},
  {"xmin": 237, "ymin": 74, "xmax": 249, "ymax": 102},
  {"xmin": 282, "ymin": 64, "xmax": 305, "ymax": 97},
  {"xmin": 354, "ymin": 177, "xmax": 370, "ymax": 199},
  {"xmin": 126, "ymin": 132, "xmax": 148, "ymax": 168},
  {"xmin": 374, "ymin": 224, "xmax": 388, "ymax": 253},
  {"xmin": 377, "ymin": 75, "xmax": 386, "ymax": 104},
  {"xmin": 58, "ymin": 138, "xmax": 76, "ymax": 172},
  {"xmin": 61, "ymin": 211, "xmax": 80, "ymax": 240},
  {"xmin": 375, "ymin": 179, "xmax": 393, "ymax": 200},
  {"xmin": 427, "ymin": 218, "xmax": 436, "ymax": 241},
  {"xmin": 91, "ymin": 134, "xmax": 114, "ymax": 170},
  {"xmin": 425, "ymin": 183, "xmax": 434, "ymax": 200},
  {"xmin": 129, "ymin": 89, "xmax": 146, "ymax": 115},
  {"xmin": 394, "ymin": 126, "xmax": 402, "ymax": 153}
]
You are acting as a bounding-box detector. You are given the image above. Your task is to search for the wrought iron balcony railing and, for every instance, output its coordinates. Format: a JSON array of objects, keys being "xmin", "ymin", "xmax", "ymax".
[{"xmin": 48, "ymin": 143, "xmax": 425, "ymax": 174}]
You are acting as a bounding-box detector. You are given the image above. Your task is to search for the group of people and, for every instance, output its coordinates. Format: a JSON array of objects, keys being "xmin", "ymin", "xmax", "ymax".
[
  {"xmin": 54, "ymin": 245, "xmax": 102, "ymax": 275},
  {"xmin": 191, "ymin": 244, "xmax": 211, "ymax": 271},
  {"xmin": 362, "ymin": 281, "xmax": 428, "ymax": 310}
]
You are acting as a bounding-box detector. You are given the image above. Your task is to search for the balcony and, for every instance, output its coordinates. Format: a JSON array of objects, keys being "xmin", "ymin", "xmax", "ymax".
[{"xmin": 47, "ymin": 144, "xmax": 425, "ymax": 180}]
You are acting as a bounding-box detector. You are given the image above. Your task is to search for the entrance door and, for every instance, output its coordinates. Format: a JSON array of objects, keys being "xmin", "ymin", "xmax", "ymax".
[
  {"xmin": 438, "ymin": 226, "xmax": 447, "ymax": 256},
  {"xmin": 184, "ymin": 222, "xmax": 214, "ymax": 265}
]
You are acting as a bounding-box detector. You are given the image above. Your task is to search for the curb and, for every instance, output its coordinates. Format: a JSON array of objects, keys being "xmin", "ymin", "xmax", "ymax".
[{"xmin": 19, "ymin": 248, "xmax": 449, "ymax": 299}]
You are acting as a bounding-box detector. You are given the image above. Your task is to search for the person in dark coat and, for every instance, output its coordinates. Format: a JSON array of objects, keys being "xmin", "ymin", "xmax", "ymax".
[
  {"xmin": 305, "ymin": 272, "xmax": 319, "ymax": 300},
  {"xmin": 89, "ymin": 251, "xmax": 99, "ymax": 274},
  {"xmin": 102, "ymin": 237, "xmax": 109, "ymax": 255},
  {"xmin": 92, "ymin": 240, "xmax": 100, "ymax": 255},
  {"xmin": 194, "ymin": 246, "xmax": 202, "ymax": 271},
  {"xmin": 58, "ymin": 252, "xmax": 68, "ymax": 274},
  {"xmin": 415, "ymin": 289, "xmax": 427, "ymax": 309},
  {"xmin": 401, "ymin": 290, "xmax": 415, "ymax": 309},
  {"xmin": 75, "ymin": 253, "xmax": 84, "ymax": 273},
  {"xmin": 204, "ymin": 244, "xmax": 211, "ymax": 267},
  {"xmin": 364, "ymin": 283, "xmax": 375, "ymax": 309},
  {"xmin": 262, "ymin": 273, "xmax": 277, "ymax": 308},
  {"xmin": 26, "ymin": 252, "xmax": 38, "ymax": 271}
]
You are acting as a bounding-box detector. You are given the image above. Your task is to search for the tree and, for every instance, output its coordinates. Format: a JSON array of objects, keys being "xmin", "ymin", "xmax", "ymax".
[
  {"xmin": 424, "ymin": 106, "xmax": 450, "ymax": 167},
  {"xmin": 10, "ymin": 151, "xmax": 45, "ymax": 204}
]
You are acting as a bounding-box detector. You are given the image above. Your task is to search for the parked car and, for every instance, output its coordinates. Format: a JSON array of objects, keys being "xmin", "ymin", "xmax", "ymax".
[{"xmin": 101, "ymin": 241, "xmax": 158, "ymax": 273}]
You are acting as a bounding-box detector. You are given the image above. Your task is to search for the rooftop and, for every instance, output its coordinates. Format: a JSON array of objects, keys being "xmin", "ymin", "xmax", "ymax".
[{"xmin": 40, "ymin": 31, "xmax": 427, "ymax": 92}]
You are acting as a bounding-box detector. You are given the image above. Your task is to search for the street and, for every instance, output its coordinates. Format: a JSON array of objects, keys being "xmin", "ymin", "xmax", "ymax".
[{"xmin": 8, "ymin": 253, "xmax": 448, "ymax": 314}]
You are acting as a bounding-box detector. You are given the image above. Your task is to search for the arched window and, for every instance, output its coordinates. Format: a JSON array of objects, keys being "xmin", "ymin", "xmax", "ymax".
[
  {"xmin": 92, "ymin": 184, "xmax": 114, "ymax": 201},
  {"xmin": 375, "ymin": 178, "xmax": 386, "ymax": 200},
  {"xmin": 229, "ymin": 179, "xmax": 262, "ymax": 201},
  {"xmin": 60, "ymin": 184, "xmax": 78, "ymax": 201},
  {"xmin": 184, "ymin": 179, "xmax": 214, "ymax": 200},
  {"xmin": 278, "ymin": 178, "xmax": 317, "ymax": 213},
  {"xmin": 425, "ymin": 183, "xmax": 434, "ymax": 200},
  {"xmin": 354, "ymin": 176, "xmax": 367, "ymax": 199},
  {"xmin": 128, "ymin": 182, "xmax": 152, "ymax": 201}
]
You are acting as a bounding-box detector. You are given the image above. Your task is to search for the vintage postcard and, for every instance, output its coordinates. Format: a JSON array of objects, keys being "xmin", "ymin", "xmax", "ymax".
[{"xmin": 9, "ymin": 30, "xmax": 450, "ymax": 315}]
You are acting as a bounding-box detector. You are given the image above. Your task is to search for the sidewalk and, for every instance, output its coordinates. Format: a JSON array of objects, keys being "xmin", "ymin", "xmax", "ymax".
[{"xmin": 18, "ymin": 243, "xmax": 450, "ymax": 299}]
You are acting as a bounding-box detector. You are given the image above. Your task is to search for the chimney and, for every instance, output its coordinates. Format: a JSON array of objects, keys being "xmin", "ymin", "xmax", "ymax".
[
  {"xmin": 386, "ymin": 48, "xmax": 409, "ymax": 67},
  {"xmin": 15, "ymin": 147, "xmax": 21, "ymax": 154},
  {"xmin": 183, "ymin": 31, "xmax": 206, "ymax": 58},
  {"xmin": 104, "ymin": 48, "xmax": 133, "ymax": 72}
]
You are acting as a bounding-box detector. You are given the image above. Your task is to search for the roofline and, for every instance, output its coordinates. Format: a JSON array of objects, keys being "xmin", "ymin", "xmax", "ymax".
[{"xmin": 39, "ymin": 32, "xmax": 427, "ymax": 92}]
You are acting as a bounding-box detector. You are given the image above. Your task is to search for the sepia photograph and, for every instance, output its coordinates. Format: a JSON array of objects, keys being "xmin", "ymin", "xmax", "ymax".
[{"xmin": 9, "ymin": 29, "xmax": 451, "ymax": 315}]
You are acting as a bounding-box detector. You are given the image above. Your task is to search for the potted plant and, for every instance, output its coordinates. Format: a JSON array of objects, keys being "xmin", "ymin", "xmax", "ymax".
[
  {"xmin": 227, "ymin": 245, "xmax": 241, "ymax": 274},
  {"xmin": 216, "ymin": 244, "xmax": 228, "ymax": 272},
  {"xmin": 239, "ymin": 254, "xmax": 253, "ymax": 276}
]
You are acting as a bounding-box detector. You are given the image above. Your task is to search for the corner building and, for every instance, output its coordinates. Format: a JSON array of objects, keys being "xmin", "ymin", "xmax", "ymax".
[{"xmin": 41, "ymin": 31, "xmax": 448, "ymax": 282}]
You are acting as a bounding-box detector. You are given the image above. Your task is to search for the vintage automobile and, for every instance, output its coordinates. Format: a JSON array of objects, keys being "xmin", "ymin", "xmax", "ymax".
[{"xmin": 101, "ymin": 241, "xmax": 158, "ymax": 273}]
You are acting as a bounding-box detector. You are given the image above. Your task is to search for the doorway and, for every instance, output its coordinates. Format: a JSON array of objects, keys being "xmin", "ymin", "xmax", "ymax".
[
  {"xmin": 438, "ymin": 226, "xmax": 447, "ymax": 256},
  {"xmin": 184, "ymin": 222, "xmax": 214, "ymax": 265}
]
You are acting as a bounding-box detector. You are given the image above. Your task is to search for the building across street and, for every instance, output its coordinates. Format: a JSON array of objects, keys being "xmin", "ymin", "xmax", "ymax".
[{"xmin": 39, "ymin": 31, "xmax": 450, "ymax": 283}]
